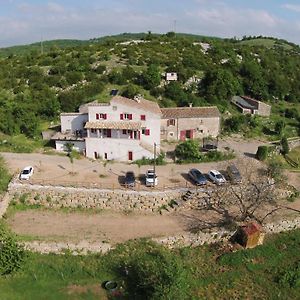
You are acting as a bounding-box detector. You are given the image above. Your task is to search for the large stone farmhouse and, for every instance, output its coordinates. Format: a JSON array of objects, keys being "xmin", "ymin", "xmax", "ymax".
[{"xmin": 52, "ymin": 96, "xmax": 220, "ymax": 161}]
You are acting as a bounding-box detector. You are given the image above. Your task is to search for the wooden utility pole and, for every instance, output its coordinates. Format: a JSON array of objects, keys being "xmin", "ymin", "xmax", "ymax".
[{"xmin": 153, "ymin": 142, "xmax": 157, "ymax": 175}]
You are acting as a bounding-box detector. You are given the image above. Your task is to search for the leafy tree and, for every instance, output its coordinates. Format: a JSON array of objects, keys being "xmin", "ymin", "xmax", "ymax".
[
  {"xmin": 105, "ymin": 240, "xmax": 190, "ymax": 299},
  {"xmin": 122, "ymin": 84, "xmax": 140, "ymax": 99},
  {"xmin": 281, "ymin": 136, "xmax": 289, "ymax": 155},
  {"xmin": 199, "ymin": 68, "xmax": 242, "ymax": 103},
  {"xmin": 142, "ymin": 64, "xmax": 161, "ymax": 90},
  {"xmin": 164, "ymin": 81, "xmax": 188, "ymax": 106},
  {"xmin": 275, "ymin": 120, "xmax": 285, "ymax": 136},
  {"xmin": 0, "ymin": 223, "xmax": 27, "ymax": 275},
  {"xmin": 175, "ymin": 140, "xmax": 201, "ymax": 161}
]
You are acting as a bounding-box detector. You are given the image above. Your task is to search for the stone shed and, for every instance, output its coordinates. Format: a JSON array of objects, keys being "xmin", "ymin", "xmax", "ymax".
[{"xmin": 233, "ymin": 222, "xmax": 265, "ymax": 249}]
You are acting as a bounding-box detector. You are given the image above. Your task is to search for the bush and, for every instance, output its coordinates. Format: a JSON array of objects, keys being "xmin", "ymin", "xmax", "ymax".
[
  {"xmin": 0, "ymin": 156, "xmax": 11, "ymax": 193},
  {"xmin": 133, "ymin": 153, "xmax": 166, "ymax": 166},
  {"xmin": 281, "ymin": 136, "xmax": 289, "ymax": 155},
  {"xmin": 105, "ymin": 240, "xmax": 190, "ymax": 299},
  {"xmin": 175, "ymin": 140, "xmax": 201, "ymax": 161},
  {"xmin": 0, "ymin": 223, "xmax": 27, "ymax": 275},
  {"xmin": 256, "ymin": 146, "xmax": 269, "ymax": 161}
]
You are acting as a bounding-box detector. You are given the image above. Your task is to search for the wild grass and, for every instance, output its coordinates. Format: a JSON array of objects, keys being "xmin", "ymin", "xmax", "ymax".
[
  {"xmin": 0, "ymin": 134, "xmax": 44, "ymax": 153},
  {"xmin": 0, "ymin": 230, "xmax": 300, "ymax": 299}
]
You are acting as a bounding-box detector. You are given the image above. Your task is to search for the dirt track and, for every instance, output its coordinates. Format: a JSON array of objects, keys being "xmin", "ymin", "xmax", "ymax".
[{"xmin": 8, "ymin": 210, "xmax": 186, "ymax": 244}]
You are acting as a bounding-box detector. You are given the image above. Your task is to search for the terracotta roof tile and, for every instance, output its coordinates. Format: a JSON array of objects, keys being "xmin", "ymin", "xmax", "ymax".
[{"xmin": 161, "ymin": 106, "xmax": 220, "ymax": 119}]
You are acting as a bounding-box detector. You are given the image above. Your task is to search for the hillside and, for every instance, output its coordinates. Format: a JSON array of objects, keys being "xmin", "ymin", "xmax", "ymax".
[{"xmin": 0, "ymin": 32, "xmax": 299, "ymax": 139}]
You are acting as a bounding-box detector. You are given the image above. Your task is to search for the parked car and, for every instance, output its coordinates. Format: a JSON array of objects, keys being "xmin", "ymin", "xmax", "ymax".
[
  {"xmin": 227, "ymin": 164, "xmax": 242, "ymax": 184},
  {"xmin": 145, "ymin": 169, "xmax": 158, "ymax": 187},
  {"xmin": 19, "ymin": 166, "xmax": 34, "ymax": 180},
  {"xmin": 124, "ymin": 171, "xmax": 136, "ymax": 187},
  {"xmin": 188, "ymin": 168, "xmax": 207, "ymax": 185},
  {"xmin": 208, "ymin": 170, "xmax": 226, "ymax": 185}
]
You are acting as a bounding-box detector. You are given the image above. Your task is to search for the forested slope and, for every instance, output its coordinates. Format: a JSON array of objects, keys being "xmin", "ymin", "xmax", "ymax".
[{"xmin": 0, "ymin": 33, "xmax": 299, "ymax": 138}]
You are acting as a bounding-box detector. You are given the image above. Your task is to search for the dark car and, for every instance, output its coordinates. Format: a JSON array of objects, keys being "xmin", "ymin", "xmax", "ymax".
[
  {"xmin": 227, "ymin": 165, "xmax": 242, "ymax": 184},
  {"xmin": 188, "ymin": 168, "xmax": 207, "ymax": 185},
  {"xmin": 124, "ymin": 171, "xmax": 136, "ymax": 187}
]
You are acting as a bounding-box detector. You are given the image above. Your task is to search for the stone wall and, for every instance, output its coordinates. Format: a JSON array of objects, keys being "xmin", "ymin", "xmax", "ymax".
[
  {"xmin": 8, "ymin": 182, "xmax": 187, "ymax": 213},
  {"xmin": 23, "ymin": 217, "xmax": 300, "ymax": 255},
  {"xmin": 288, "ymin": 138, "xmax": 300, "ymax": 150}
]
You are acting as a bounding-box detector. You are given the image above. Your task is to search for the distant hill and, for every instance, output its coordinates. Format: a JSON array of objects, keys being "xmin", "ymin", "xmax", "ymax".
[
  {"xmin": 238, "ymin": 37, "xmax": 298, "ymax": 51},
  {"xmin": 0, "ymin": 32, "xmax": 223, "ymax": 57},
  {"xmin": 0, "ymin": 39, "xmax": 88, "ymax": 57}
]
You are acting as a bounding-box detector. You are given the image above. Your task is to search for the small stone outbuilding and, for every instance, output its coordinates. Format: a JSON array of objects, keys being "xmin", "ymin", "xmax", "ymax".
[{"xmin": 233, "ymin": 222, "xmax": 265, "ymax": 249}]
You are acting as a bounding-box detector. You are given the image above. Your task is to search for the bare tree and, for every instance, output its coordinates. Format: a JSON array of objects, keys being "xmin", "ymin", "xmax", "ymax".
[{"xmin": 186, "ymin": 158, "xmax": 294, "ymax": 232}]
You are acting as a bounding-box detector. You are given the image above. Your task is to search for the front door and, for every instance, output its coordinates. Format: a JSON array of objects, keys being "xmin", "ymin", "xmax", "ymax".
[
  {"xmin": 107, "ymin": 129, "xmax": 112, "ymax": 138},
  {"xmin": 180, "ymin": 130, "xmax": 186, "ymax": 141},
  {"xmin": 128, "ymin": 151, "xmax": 133, "ymax": 161}
]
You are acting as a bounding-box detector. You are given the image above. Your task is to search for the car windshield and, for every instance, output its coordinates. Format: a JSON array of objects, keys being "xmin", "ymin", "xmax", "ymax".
[
  {"xmin": 216, "ymin": 174, "xmax": 223, "ymax": 179},
  {"xmin": 126, "ymin": 172, "xmax": 135, "ymax": 179},
  {"xmin": 22, "ymin": 170, "xmax": 30, "ymax": 174},
  {"xmin": 147, "ymin": 174, "xmax": 156, "ymax": 179}
]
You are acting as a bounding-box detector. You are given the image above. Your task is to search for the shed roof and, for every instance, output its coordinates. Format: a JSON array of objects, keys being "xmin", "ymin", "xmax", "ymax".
[
  {"xmin": 85, "ymin": 121, "xmax": 141, "ymax": 130},
  {"xmin": 241, "ymin": 222, "xmax": 262, "ymax": 236},
  {"xmin": 232, "ymin": 96, "xmax": 256, "ymax": 110},
  {"xmin": 161, "ymin": 106, "xmax": 220, "ymax": 119}
]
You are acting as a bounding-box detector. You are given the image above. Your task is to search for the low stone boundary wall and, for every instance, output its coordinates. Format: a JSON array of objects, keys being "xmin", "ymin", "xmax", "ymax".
[
  {"xmin": 8, "ymin": 182, "xmax": 192, "ymax": 213},
  {"xmin": 23, "ymin": 241, "xmax": 112, "ymax": 255},
  {"xmin": 22, "ymin": 217, "xmax": 300, "ymax": 255}
]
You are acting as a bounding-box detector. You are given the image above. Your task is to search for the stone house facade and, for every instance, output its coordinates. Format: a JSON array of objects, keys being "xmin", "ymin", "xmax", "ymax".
[
  {"xmin": 53, "ymin": 96, "xmax": 161, "ymax": 161},
  {"xmin": 53, "ymin": 97, "xmax": 221, "ymax": 161},
  {"xmin": 160, "ymin": 106, "xmax": 220, "ymax": 141}
]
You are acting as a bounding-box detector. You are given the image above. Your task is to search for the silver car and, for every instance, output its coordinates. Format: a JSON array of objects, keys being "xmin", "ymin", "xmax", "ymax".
[{"xmin": 208, "ymin": 169, "xmax": 226, "ymax": 185}]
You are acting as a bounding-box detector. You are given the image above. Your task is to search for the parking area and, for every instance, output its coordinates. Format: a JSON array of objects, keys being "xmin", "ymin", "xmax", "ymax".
[{"xmin": 1, "ymin": 152, "xmax": 256, "ymax": 190}]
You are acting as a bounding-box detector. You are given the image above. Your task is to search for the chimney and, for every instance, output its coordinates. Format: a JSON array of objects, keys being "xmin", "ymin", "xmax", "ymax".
[{"xmin": 189, "ymin": 103, "xmax": 193, "ymax": 108}]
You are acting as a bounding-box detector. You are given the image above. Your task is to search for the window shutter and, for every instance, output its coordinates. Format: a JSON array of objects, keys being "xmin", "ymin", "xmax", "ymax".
[
  {"xmin": 141, "ymin": 115, "xmax": 146, "ymax": 121},
  {"xmin": 145, "ymin": 129, "xmax": 150, "ymax": 136},
  {"xmin": 129, "ymin": 114, "xmax": 133, "ymax": 120},
  {"xmin": 96, "ymin": 113, "xmax": 99, "ymax": 120},
  {"xmin": 122, "ymin": 129, "xmax": 127, "ymax": 135},
  {"xmin": 167, "ymin": 119, "xmax": 170, "ymax": 126},
  {"xmin": 120, "ymin": 113, "xmax": 124, "ymax": 120},
  {"xmin": 104, "ymin": 113, "xmax": 107, "ymax": 120}
]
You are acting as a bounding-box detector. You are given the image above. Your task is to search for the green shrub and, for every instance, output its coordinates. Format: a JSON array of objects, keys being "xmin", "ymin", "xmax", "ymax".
[
  {"xmin": 105, "ymin": 240, "xmax": 190, "ymax": 299},
  {"xmin": 175, "ymin": 140, "xmax": 201, "ymax": 161},
  {"xmin": 0, "ymin": 156, "xmax": 11, "ymax": 193},
  {"xmin": 256, "ymin": 146, "xmax": 269, "ymax": 161},
  {"xmin": 0, "ymin": 223, "xmax": 27, "ymax": 275},
  {"xmin": 281, "ymin": 136, "xmax": 289, "ymax": 155},
  {"xmin": 133, "ymin": 153, "xmax": 166, "ymax": 166}
]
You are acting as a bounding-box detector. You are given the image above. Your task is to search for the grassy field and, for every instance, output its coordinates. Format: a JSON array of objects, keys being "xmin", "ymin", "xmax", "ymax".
[
  {"xmin": 0, "ymin": 229, "xmax": 300, "ymax": 299},
  {"xmin": 239, "ymin": 38, "xmax": 294, "ymax": 50}
]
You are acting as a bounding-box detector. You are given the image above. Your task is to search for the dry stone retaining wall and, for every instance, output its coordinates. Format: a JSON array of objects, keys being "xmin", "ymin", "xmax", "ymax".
[
  {"xmin": 8, "ymin": 182, "xmax": 190, "ymax": 213},
  {"xmin": 22, "ymin": 217, "xmax": 300, "ymax": 255}
]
